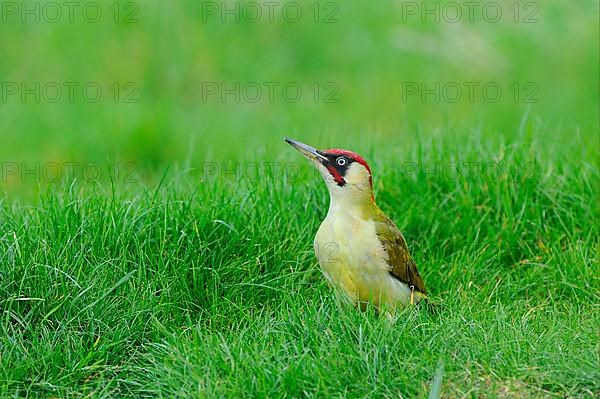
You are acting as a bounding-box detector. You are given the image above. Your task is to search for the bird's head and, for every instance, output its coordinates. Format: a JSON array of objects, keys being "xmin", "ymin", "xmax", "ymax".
[{"xmin": 285, "ymin": 138, "xmax": 374, "ymax": 206}]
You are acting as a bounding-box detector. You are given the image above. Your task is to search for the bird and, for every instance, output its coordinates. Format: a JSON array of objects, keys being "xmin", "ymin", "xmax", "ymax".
[{"xmin": 285, "ymin": 137, "xmax": 427, "ymax": 313}]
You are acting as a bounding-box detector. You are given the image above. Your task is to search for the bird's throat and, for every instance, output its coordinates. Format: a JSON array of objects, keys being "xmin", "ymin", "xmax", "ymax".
[{"xmin": 327, "ymin": 190, "xmax": 378, "ymax": 221}]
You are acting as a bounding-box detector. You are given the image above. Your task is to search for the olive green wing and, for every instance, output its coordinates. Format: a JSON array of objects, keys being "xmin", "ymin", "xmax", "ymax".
[{"xmin": 374, "ymin": 214, "xmax": 427, "ymax": 295}]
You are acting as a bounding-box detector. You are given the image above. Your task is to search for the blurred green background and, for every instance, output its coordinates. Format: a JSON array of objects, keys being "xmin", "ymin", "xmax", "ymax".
[{"xmin": 0, "ymin": 0, "xmax": 598, "ymax": 191}]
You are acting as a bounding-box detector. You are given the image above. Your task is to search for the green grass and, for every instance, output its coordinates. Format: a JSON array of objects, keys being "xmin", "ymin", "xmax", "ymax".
[
  {"xmin": 1, "ymin": 135, "xmax": 598, "ymax": 397},
  {"xmin": 1, "ymin": 0, "xmax": 599, "ymax": 397}
]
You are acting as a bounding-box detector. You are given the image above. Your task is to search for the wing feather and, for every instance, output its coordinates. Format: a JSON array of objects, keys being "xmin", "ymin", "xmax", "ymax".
[{"xmin": 374, "ymin": 213, "xmax": 427, "ymax": 295}]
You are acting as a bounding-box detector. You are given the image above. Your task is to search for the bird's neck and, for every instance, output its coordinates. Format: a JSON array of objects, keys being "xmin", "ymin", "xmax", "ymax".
[{"xmin": 327, "ymin": 189, "xmax": 378, "ymax": 221}]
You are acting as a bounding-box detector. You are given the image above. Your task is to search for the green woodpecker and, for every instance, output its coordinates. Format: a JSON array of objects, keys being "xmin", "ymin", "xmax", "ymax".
[{"xmin": 285, "ymin": 138, "xmax": 427, "ymax": 311}]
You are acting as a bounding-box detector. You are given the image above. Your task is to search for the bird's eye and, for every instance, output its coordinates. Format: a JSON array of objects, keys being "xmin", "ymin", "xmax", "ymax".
[{"xmin": 336, "ymin": 157, "xmax": 347, "ymax": 166}]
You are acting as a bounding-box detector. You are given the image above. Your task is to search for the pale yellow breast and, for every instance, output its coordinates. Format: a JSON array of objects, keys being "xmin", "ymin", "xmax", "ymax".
[{"xmin": 314, "ymin": 210, "xmax": 399, "ymax": 306}]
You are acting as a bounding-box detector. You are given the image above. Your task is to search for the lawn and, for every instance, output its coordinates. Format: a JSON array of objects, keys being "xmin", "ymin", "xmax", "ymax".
[{"xmin": 1, "ymin": 0, "xmax": 599, "ymax": 397}]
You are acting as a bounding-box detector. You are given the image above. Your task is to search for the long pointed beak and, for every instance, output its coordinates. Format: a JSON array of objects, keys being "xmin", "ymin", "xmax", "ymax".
[{"xmin": 284, "ymin": 137, "xmax": 328, "ymax": 163}]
